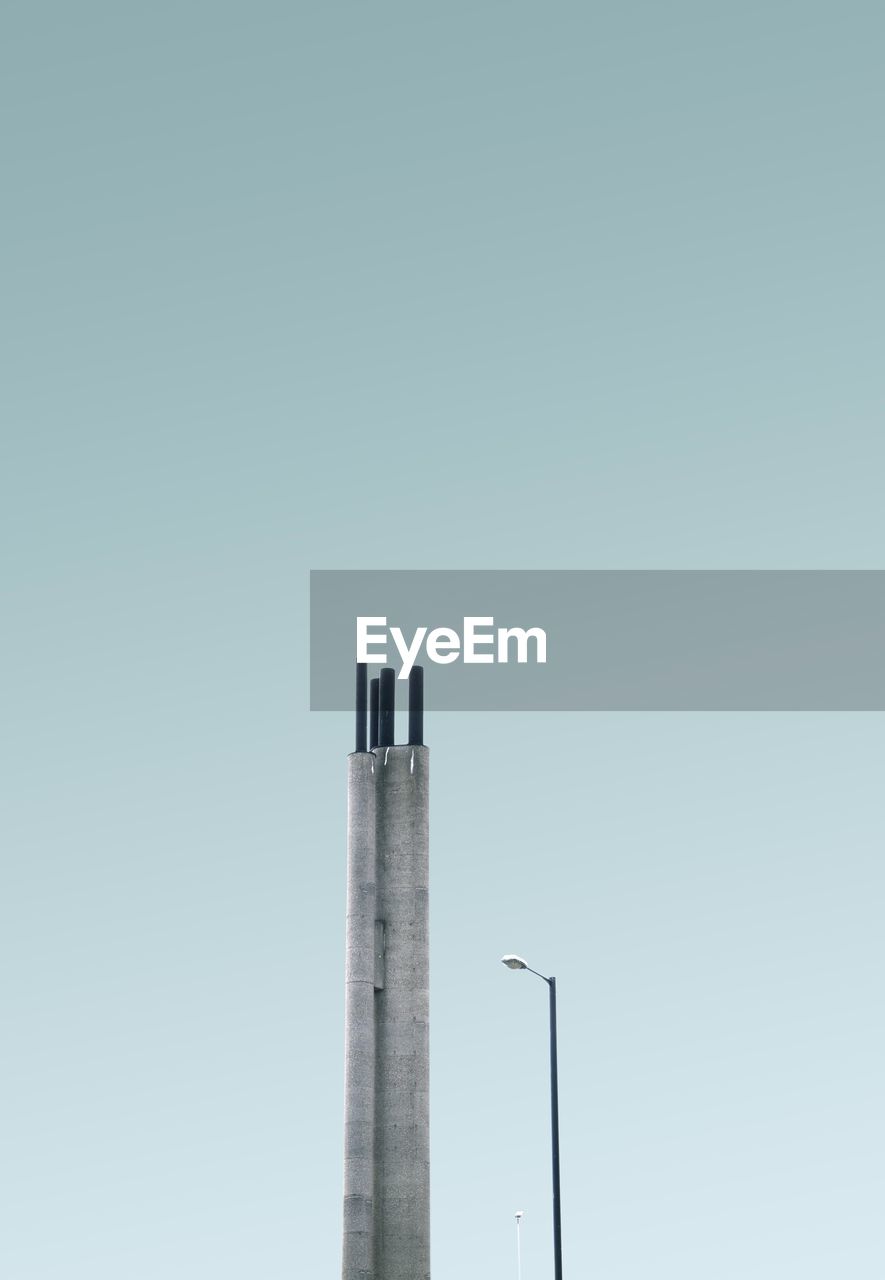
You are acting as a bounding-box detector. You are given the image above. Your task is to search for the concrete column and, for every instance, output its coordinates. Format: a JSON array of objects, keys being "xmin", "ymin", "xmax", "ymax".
[
  {"xmin": 373, "ymin": 743, "xmax": 430, "ymax": 1280},
  {"xmin": 342, "ymin": 751, "xmax": 377, "ymax": 1280}
]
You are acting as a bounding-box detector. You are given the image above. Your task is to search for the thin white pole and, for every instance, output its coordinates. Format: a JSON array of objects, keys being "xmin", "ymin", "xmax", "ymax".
[{"xmin": 515, "ymin": 1210, "xmax": 524, "ymax": 1280}]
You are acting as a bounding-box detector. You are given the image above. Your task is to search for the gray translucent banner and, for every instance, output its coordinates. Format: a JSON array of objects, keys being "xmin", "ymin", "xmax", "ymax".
[{"xmin": 310, "ymin": 571, "xmax": 885, "ymax": 710}]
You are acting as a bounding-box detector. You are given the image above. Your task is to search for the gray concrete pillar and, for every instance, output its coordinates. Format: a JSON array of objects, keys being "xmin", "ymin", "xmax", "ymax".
[
  {"xmin": 342, "ymin": 751, "xmax": 377, "ymax": 1280},
  {"xmin": 373, "ymin": 743, "xmax": 430, "ymax": 1280}
]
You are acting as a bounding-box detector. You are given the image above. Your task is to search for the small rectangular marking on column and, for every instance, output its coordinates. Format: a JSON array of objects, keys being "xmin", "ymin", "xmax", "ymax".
[{"xmin": 374, "ymin": 920, "xmax": 386, "ymax": 990}]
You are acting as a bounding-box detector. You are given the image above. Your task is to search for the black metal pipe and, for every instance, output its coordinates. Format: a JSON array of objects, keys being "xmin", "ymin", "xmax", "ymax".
[
  {"xmin": 378, "ymin": 667, "xmax": 396, "ymax": 747},
  {"xmin": 355, "ymin": 662, "xmax": 368, "ymax": 753},
  {"xmin": 369, "ymin": 677, "xmax": 380, "ymax": 750},
  {"xmin": 408, "ymin": 666, "xmax": 424, "ymax": 745}
]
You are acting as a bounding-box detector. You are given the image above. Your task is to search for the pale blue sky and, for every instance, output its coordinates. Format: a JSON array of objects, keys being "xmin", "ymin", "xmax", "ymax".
[{"xmin": 2, "ymin": 3, "xmax": 884, "ymax": 1277}]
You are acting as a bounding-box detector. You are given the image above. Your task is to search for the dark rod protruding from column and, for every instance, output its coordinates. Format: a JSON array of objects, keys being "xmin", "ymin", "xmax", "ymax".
[
  {"xmin": 369, "ymin": 677, "xmax": 380, "ymax": 750},
  {"xmin": 379, "ymin": 667, "xmax": 396, "ymax": 747},
  {"xmin": 355, "ymin": 662, "xmax": 368, "ymax": 753},
  {"xmin": 408, "ymin": 666, "xmax": 424, "ymax": 745}
]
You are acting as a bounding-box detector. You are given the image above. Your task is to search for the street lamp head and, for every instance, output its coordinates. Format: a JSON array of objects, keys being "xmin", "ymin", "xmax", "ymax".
[{"xmin": 501, "ymin": 954, "xmax": 528, "ymax": 970}]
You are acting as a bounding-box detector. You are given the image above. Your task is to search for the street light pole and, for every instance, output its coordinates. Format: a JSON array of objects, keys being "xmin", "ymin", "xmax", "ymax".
[
  {"xmin": 502, "ymin": 956, "xmax": 564, "ymax": 1280},
  {"xmin": 547, "ymin": 976, "xmax": 562, "ymax": 1280}
]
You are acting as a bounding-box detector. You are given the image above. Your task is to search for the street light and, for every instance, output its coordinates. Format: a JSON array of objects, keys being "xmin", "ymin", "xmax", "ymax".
[{"xmin": 501, "ymin": 954, "xmax": 563, "ymax": 1280}]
